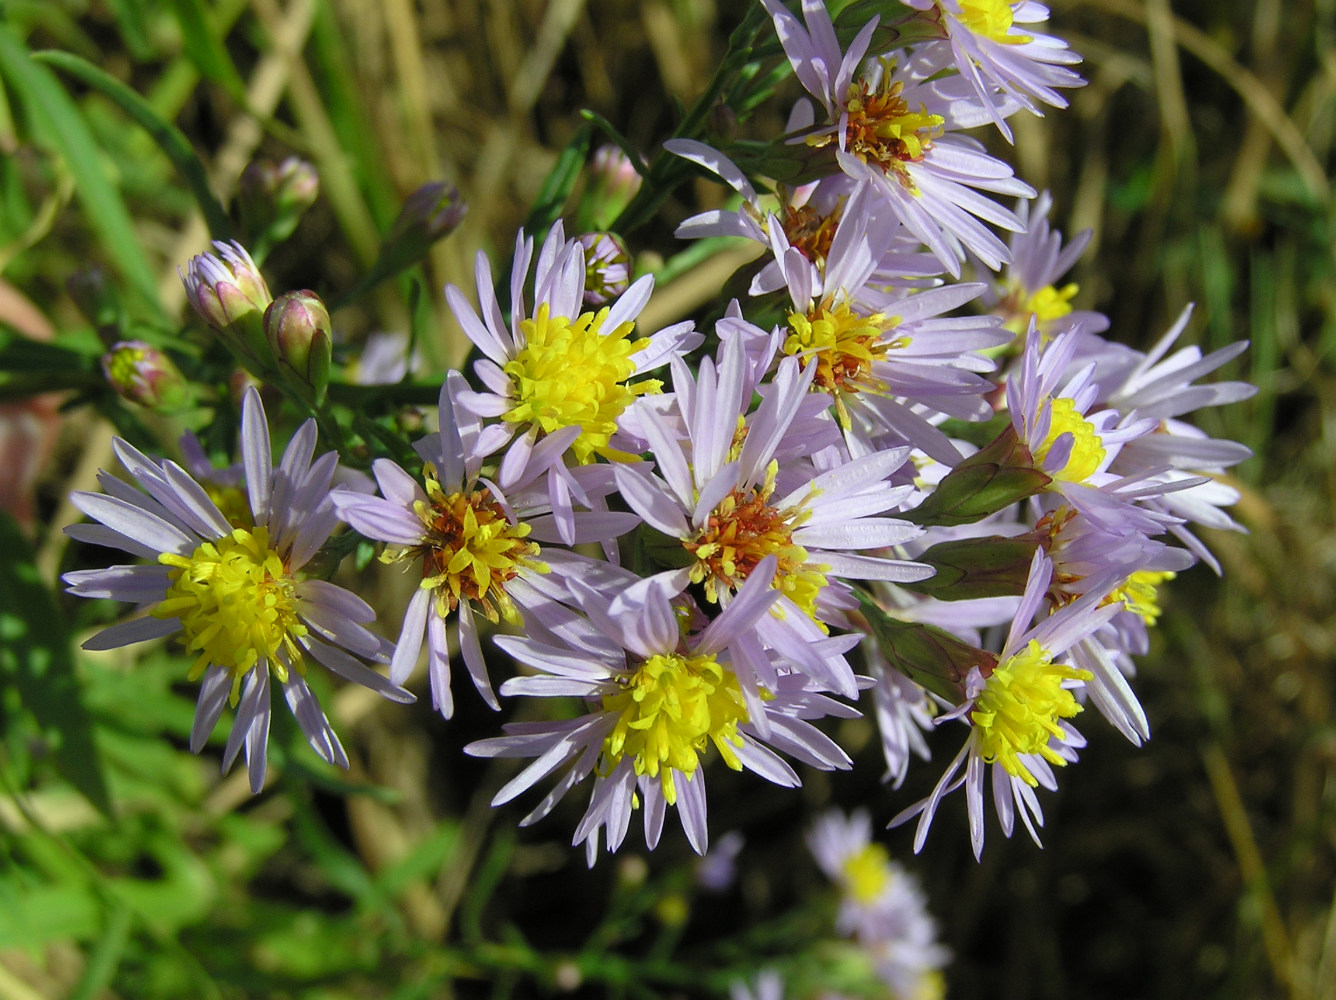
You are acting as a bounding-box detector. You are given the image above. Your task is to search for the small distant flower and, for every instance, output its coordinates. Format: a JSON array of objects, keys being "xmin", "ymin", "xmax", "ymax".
[
  {"xmin": 332, "ymin": 372, "xmax": 640, "ymax": 717},
  {"xmin": 808, "ymin": 809, "xmax": 949, "ymax": 997},
  {"xmin": 731, "ymin": 970, "xmax": 786, "ymax": 1000},
  {"xmin": 466, "ymin": 559, "xmax": 857, "ymax": 862},
  {"xmin": 893, "ymin": 550, "xmax": 1121, "ymax": 857},
  {"xmin": 447, "ymin": 220, "xmax": 700, "ymax": 499},
  {"xmin": 352, "ymin": 330, "xmax": 421, "ymax": 385},
  {"xmin": 63, "ymin": 388, "xmax": 413, "ymax": 792}
]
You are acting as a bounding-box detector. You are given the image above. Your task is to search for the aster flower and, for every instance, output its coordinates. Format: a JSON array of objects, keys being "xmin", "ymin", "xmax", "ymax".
[
  {"xmin": 446, "ymin": 220, "xmax": 700, "ymax": 499},
  {"xmin": 761, "ymin": 195, "xmax": 1009, "ymax": 462},
  {"xmin": 665, "ymin": 140, "xmax": 942, "ymax": 291},
  {"xmin": 981, "ymin": 192, "xmax": 1110, "ymax": 342},
  {"xmin": 892, "ymin": 549, "xmax": 1122, "ymax": 857},
  {"xmin": 614, "ymin": 337, "xmax": 932, "ymax": 697},
  {"xmin": 63, "ymin": 387, "xmax": 413, "ymax": 792},
  {"xmin": 331, "ymin": 372, "xmax": 640, "ymax": 718},
  {"xmin": 808, "ymin": 809, "xmax": 949, "ymax": 997},
  {"xmin": 902, "ymin": 0, "xmax": 1085, "ymax": 141},
  {"xmin": 1004, "ymin": 324, "xmax": 1173, "ymax": 535},
  {"xmin": 760, "ymin": 0, "xmax": 1034, "ymax": 274},
  {"xmin": 466, "ymin": 557, "xmax": 857, "ymax": 862}
]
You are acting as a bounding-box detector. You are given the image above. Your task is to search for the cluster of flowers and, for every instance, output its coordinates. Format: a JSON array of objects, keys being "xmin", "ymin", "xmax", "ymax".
[
  {"xmin": 66, "ymin": 0, "xmax": 1252, "ymax": 868},
  {"xmin": 731, "ymin": 809, "xmax": 946, "ymax": 1000}
]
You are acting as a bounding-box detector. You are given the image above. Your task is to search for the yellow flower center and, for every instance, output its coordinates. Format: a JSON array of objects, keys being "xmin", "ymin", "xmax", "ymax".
[
  {"xmin": 106, "ymin": 344, "xmax": 147, "ymax": 385},
  {"xmin": 785, "ymin": 300, "xmax": 904, "ymax": 425},
  {"xmin": 809, "ymin": 71, "xmax": 944, "ymax": 192},
  {"xmin": 971, "ymin": 639, "xmax": 1093, "ymax": 785},
  {"xmin": 1107, "ymin": 570, "xmax": 1174, "ymax": 625},
  {"xmin": 503, "ymin": 302, "xmax": 659, "ymax": 464},
  {"xmin": 840, "ymin": 842, "xmax": 892, "ymax": 905},
  {"xmin": 1034, "ymin": 397, "xmax": 1106, "ymax": 483},
  {"xmin": 204, "ymin": 484, "xmax": 253, "ymax": 529},
  {"xmin": 154, "ymin": 526, "xmax": 306, "ymax": 693},
  {"xmin": 1001, "ymin": 282, "xmax": 1078, "ymax": 336},
  {"xmin": 780, "ymin": 201, "xmax": 842, "ymax": 269},
  {"xmin": 388, "ymin": 470, "xmax": 546, "ymax": 625},
  {"xmin": 955, "ymin": 0, "xmax": 1031, "ymax": 44},
  {"xmin": 600, "ymin": 651, "xmax": 749, "ymax": 805},
  {"xmin": 684, "ymin": 461, "xmax": 829, "ymax": 623}
]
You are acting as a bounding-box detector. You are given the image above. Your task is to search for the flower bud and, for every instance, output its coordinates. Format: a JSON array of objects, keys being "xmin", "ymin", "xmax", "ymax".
[
  {"xmin": 897, "ymin": 532, "xmax": 1045, "ymax": 600},
  {"xmin": 854, "ymin": 591, "xmax": 993, "ymax": 705},
  {"xmin": 264, "ymin": 290, "xmax": 332, "ymax": 404},
  {"xmin": 577, "ymin": 231, "xmax": 631, "ymax": 306},
  {"xmin": 903, "ymin": 425, "xmax": 1052, "ymax": 527},
  {"xmin": 101, "ymin": 341, "xmax": 191, "ymax": 411},
  {"xmin": 361, "ymin": 182, "xmax": 468, "ymax": 290},
  {"xmin": 581, "ymin": 146, "xmax": 643, "ymax": 229},
  {"xmin": 386, "ymin": 181, "xmax": 468, "ymax": 252},
  {"xmin": 180, "ymin": 241, "xmax": 273, "ymax": 374},
  {"xmin": 238, "ymin": 156, "xmax": 319, "ymax": 246}
]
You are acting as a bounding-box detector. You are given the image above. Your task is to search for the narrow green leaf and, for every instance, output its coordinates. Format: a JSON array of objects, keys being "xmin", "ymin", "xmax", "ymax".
[
  {"xmin": 0, "ymin": 27, "xmax": 162, "ymax": 316},
  {"xmin": 522, "ymin": 121, "xmax": 593, "ymax": 237},
  {"xmin": 0, "ymin": 511, "xmax": 113, "ymax": 816},
  {"xmin": 163, "ymin": 0, "xmax": 247, "ymax": 101},
  {"xmin": 33, "ymin": 49, "xmax": 232, "ymax": 239},
  {"xmin": 68, "ymin": 904, "xmax": 132, "ymax": 1000}
]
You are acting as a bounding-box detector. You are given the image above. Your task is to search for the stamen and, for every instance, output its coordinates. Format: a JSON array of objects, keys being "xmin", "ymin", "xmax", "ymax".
[
  {"xmin": 685, "ymin": 462, "xmax": 828, "ymax": 622},
  {"xmin": 155, "ymin": 526, "xmax": 305, "ymax": 690},
  {"xmin": 386, "ymin": 470, "xmax": 545, "ymax": 625},
  {"xmin": 971, "ymin": 639, "xmax": 1092, "ymax": 785},
  {"xmin": 1034, "ymin": 398, "xmax": 1106, "ymax": 483},
  {"xmin": 503, "ymin": 302, "xmax": 660, "ymax": 464},
  {"xmin": 601, "ymin": 651, "xmax": 749, "ymax": 805}
]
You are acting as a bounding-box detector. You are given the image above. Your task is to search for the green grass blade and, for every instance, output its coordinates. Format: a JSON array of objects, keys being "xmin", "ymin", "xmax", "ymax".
[
  {"xmin": 163, "ymin": 0, "xmax": 247, "ymax": 102},
  {"xmin": 0, "ymin": 26, "xmax": 163, "ymax": 318},
  {"xmin": 33, "ymin": 49, "xmax": 232, "ymax": 239}
]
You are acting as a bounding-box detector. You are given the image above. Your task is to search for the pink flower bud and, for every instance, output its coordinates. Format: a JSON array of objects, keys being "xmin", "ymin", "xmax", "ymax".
[
  {"xmin": 264, "ymin": 290, "xmax": 332, "ymax": 404},
  {"xmin": 101, "ymin": 341, "xmax": 191, "ymax": 411},
  {"xmin": 180, "ymin": 241, "xmax": 273, "ymax": 374}
]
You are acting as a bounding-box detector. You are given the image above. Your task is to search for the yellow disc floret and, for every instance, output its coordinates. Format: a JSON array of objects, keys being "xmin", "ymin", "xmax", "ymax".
[
  {"xmin": 971, "ymin": 639, "xmax": 1092, "ymax": 785},
  {"xmin": 784, "ymin": 299, "xmax": 904, "ymax": 425},
  {"xmin": 1034, "ymin": 397, "xmax": 1106, "ymax": 484},
  {"xmin": 684, "ymin": 461, "xmax": 829, "ymax": 623},
  {"xmin": 1108, "ymin": 570, "xmax": 1174, "ymax": 626},
  {"xmin": 503, "ymin": 302, "xmax": 660, "ymax": 464},
  {"xmin": 954, "ymin": 0, "xmax": 1031, "ymax": 44},
  {"xmin": 1001, "ymin": 282, "xmax": 1079, "ymax": 337},
  {"xmin": 600, "ymin": 651, "xmax": 749, "ymax": 804},
  {"xmin": 841, "ymin": 842, "xmax": 892, "ymax": 905},
  {"xmin": 808, "ymin": 67, "xmax": 944, "ymax": 192},
  {"xmin": 387, "ymin": 469, "xmax": 545, "ymax": 625},
  {"xmin": 155, "ymin": 526, "xmax": 306, "ymax": 694}
]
